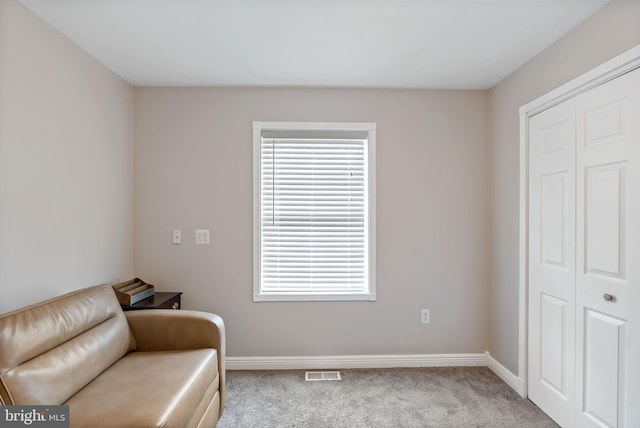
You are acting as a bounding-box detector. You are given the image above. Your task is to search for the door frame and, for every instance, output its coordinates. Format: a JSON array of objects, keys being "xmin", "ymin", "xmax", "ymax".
[{"xmin": 517, "ymin": 44, "xmax": 640, "ymax": 398}]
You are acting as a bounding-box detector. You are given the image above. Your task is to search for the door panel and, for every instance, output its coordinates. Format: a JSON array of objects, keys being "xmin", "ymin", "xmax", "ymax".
[
  {"xmin": 582, "ymin": 309, "xmax": 626, "ymax": 428},
  {"xmin": 575, "ymin": 68, "xmax": 640, "ymax": 428},
  {"xmin": 541, "ymin": 172, "xmax": 569, "ymax": 267},
  {"xmin": 585, "ymin": 162, "xmax": 626, "ymax": 279},
  {"xmin": 529, "ymin": 99, "xmax": 576, "ymax": 427},
  {"xmin": 585, "ymin": 99, "xmax": 627, "ymax": 147},
  {"xmin": 540, "ymin": 293, "xmax": 568, "ymax": 396}
]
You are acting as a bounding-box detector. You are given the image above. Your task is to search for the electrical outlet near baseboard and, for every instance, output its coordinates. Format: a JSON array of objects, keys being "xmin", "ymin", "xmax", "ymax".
[{"xmin": 421, "ymin": 309, "xmax": 430, "ymax": 324}]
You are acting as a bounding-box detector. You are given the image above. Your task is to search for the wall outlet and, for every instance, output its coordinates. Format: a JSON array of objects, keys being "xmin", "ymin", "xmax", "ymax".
[
  {"xmin": 421, "ymin": 309, "xmax": 430, "ymax": 324},
  {"xmin": 172, "ymin": 230, "xmax": 182, "ymax": 245},
  {"xmin": 195, "ymin": 229, "xmax": 210, "ymax": 245}
]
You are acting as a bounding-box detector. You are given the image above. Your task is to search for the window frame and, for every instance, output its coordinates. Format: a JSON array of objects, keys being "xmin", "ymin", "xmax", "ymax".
[{"xmin": 253, "ymin": 121, "xmax": 376, "ymax": 302}]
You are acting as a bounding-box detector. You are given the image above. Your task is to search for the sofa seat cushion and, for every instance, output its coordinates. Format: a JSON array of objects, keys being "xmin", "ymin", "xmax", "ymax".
[{"xmin": 64, "ymin": 349, "xmax": 218, "ymax": 428}]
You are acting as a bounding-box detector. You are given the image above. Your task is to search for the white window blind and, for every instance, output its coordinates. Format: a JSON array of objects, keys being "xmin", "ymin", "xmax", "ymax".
[{"xmin": 253, "ymin": 122, "xmax": 376, "ymax": 301}]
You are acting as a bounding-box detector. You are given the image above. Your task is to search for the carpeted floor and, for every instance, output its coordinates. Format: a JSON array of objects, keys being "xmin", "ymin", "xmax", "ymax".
[{"xmin": 216, "ymin": 367, "xmax": 558, "ymax": 428}]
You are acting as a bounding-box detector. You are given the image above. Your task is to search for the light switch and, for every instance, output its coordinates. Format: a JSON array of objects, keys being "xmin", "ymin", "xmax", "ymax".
[
  {"xmin": 195, "ymin": 229, "xmax": 210, "ymax": 245},
  {"xmin": 172, "ymin": 230, "xmax": 182, "ymax": 245}
]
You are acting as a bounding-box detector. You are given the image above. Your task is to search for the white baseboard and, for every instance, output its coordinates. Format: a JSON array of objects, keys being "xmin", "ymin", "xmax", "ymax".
[
  {"xmin": 227, "ymin": 353, "xmax": 487, "ymax": 371},
  {"xmin": 485, "ymin": 351, "xmax": 527, "ymax": 398},
  {"xmin": 227, "ymin": 352, "xmax": 526, "ymax": 397}
]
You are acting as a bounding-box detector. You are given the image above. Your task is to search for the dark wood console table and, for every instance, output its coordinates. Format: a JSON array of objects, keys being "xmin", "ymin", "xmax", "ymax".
[{"xmin": 121, "ymin": 292, "xmax": 182, "ymax": 311}]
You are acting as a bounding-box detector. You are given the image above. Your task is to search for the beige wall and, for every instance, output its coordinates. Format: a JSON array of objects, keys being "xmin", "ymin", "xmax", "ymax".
[
  {"xmin": 0, "ymin": 0, "xmax": 134, "ymax": 313},
  {"xmin": 134, "ymin": 87, "xmax": 489, "ymax": 357},
  {"xmin": 488, "ymin": 1, "xmax": 640, "ymax": 373}
]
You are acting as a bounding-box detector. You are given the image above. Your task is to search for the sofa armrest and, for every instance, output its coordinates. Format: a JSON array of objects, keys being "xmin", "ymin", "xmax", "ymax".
[{"xmin": 125, "ymin": 309, "xmax": 225, "ymax": 412}]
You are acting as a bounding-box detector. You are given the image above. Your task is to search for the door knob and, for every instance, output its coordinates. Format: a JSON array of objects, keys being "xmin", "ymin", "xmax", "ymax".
[{"xmin": 603, "ymin": 293, "xmax": 615, "ymax": 302}]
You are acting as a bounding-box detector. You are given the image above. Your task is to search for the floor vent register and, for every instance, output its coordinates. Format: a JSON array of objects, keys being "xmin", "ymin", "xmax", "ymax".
[{"xmin": 305, "ymin": 371, "xmax": 342, "ymax": 381}]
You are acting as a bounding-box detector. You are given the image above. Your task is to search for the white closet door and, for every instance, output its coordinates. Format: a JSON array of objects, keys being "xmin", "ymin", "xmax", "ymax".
[
  {"xmin": 528, "ymin": 99, "xmax": 576, "ymax": 427},
  {"xmin": 575, "ymin": 68, "xmax": 640, "ymax": 428}
]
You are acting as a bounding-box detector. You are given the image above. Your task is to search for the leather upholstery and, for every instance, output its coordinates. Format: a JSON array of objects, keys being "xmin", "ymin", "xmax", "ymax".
[
  {"xmin": 0, "ymin": 286, "xmax": 135, "ymax": 405},
  {"xmin": 65, "ymin": 349, "xmax": 218, "ymax": 428},
  {"xmin": 125, "ymin": 309, "xmax": 226, "ymax": 412},
  {"xmin": 0, "ymin": 285, "xmax": 225, "ymax": 427}
]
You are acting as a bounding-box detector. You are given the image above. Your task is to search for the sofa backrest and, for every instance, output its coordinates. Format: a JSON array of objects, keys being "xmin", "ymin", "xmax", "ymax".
[{"xmin": 0, "ymin": 285, "xmax": 136, "ymax": 405}]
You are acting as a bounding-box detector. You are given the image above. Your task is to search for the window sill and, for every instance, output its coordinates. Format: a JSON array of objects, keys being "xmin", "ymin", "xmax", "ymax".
[{"xmin": 253, "ymin": 292, "xmax": 376, "ymax": 302}]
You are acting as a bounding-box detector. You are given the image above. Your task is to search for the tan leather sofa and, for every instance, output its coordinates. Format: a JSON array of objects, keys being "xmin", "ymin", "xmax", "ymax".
[{"xmin": 0, "ymin": 285, "xmax": 225, "ymax": 427}]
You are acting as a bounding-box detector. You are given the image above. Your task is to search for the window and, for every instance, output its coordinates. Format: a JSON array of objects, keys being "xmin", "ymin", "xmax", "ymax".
[{"xmin": 253, "ymin": 122, "xmax": 376, "ymax": 302}]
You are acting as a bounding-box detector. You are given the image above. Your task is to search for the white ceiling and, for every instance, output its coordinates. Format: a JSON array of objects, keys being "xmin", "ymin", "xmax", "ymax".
[{"xmin": 19, "ymin": 0, "xmax": 610, "ymax": 89}]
